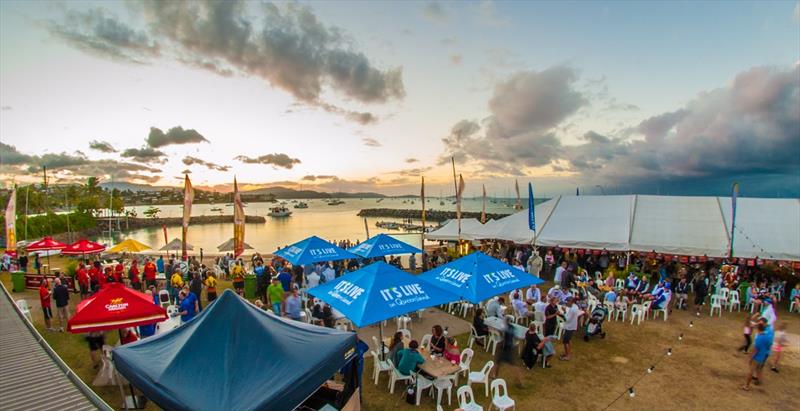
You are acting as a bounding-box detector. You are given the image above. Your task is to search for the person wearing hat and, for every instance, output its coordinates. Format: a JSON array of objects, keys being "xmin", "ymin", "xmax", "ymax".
[
  {"xmin": 527, "ymin": 248, "xmax": 543, "ymax": 278},
  {"xmin": 267, "ymin": 276, "xmax": 284, "ymax": 316}
]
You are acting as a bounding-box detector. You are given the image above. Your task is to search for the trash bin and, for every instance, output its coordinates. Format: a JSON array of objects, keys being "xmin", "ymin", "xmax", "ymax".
[
  {"xmin": 11, "ymin": 271, "xmax": 26, "ymax": 293},
  {"xmin": 244, "ymin": 275, "xmax": 257, "ymax": 299}
]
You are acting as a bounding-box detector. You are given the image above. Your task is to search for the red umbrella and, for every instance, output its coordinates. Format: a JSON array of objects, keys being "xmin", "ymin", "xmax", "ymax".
[
  {"xmin": 26, "ymin": 236, "xmax": 67, "ymax": 251},
  {"xmin": 61, "ymin": 238, "xmax": 106, "ymax": 256},
  {"xmin": 26, "ymin": 236, "xmax": 68, "ymax": 274},
  {"xmin": 68, "ymin": 283, "xmax": 167, "ymax": 333}
]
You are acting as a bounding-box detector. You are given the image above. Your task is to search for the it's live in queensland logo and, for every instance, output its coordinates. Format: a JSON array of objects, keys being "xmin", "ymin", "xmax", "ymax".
[
  {"xmin": 329, "ymin": 281, "xmax": 366, "ymax": 305},
  {"xmin": 309, "ymin": 247, "xmax": 337, "ymax": 257},
  {"xmin": 378, "ymin": 283, "xmax": 430, "ymax": 308},
  {"xmin": 105, "ymin": 297, "xmax": 129, "ymax": 312},
  {"xmin": 284, "ymin": 245, "xmax": 303, "ymax": 257},
  {"xmin": 435, "ymin": 267, "xmax": 472, "ymax": 289},
  {"xmin": 483, "ymin": 269, "xmax": 519, "ymax": 289}
]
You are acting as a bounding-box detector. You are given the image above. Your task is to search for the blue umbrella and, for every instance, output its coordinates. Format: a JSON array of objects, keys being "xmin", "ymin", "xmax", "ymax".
[
  {"xmin": 308, "ymin": 262, "xmax": 458, "ymax": 328},
  {"xmin": 348, "ymin": 233, "xmax": 422, "ymax": 258},
  {"xmin": 419, "ymin": 251, "xmax": 544, "ymax": 303},
  {"xmin": 273, "ymin": 235, "xmax": 358, "ymax": 265}
]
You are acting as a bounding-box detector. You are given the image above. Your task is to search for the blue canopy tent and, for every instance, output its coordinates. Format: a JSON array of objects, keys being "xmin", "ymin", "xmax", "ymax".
[
  {"xmin": 274, "ymin": 235, "xmax": 358, "ymax": 265},
  {"xmin": 112, "ymin": 290, "xmax": 358, "ymax": 411},
  {"xmin": 347, "ymin": 234, "xmax": 422, "ymax": 258},
  {"xmin": 418, "ymin": 251, "xmax": 544, "ymax": 303},
  {"xmin": 308, "ymin": 262, "xmax": 458, "ymax": 360}
]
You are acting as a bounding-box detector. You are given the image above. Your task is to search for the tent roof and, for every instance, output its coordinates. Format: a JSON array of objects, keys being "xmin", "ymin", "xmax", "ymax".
[
  {"xmin": 426, "ymin": 218, "xmax": 482, "ymax": 241},
  {"xmin": 274, "ymin": 235, "xmax": 358, "ymax": 265},
  {"xmin": 160, "ymin": 238, "xmax": 193, "ymax": 252},
  {"xmin": 61, "ymin": 238, "xmax": 106, "ymax": 255},
  {"xmin": 25, "ymin": 236, "xmax": 67, "ymax": 251},
  {"xmin": 112, "ymin": 290, "xmax": 356, "ymax": 411},
  {"xmin": 107, "ymin": 239, "xmax": 151, "ymax": 253},
  {"xmin": 347, "ymin": 234, "xmax": 422, "ymax": 258},
  {"xmin": 68, "ymin": 283, "xmax": 166, "ymax": 333},
  {"xmin": 216, "ymin": 238, "xmax": 254, "ymax": 252},
  {"xmin": 469, "ymin": 195, "xmax": 799, "ymax": 260}
]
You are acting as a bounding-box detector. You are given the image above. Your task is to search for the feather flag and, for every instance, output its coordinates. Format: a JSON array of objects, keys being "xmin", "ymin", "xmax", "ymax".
[
  {"xmin": 514, "ymin": 179, "xmax": 522, "ymax": 210},
  {"xmin": 233, "ymin": 176, "xmax": 245, "ymax": 257},
  {"xmin": 456, "ymin": 174, "xmax": 465, "ymax": 236},
  {"xmin": 181, "ymin": 175, "xmax": 194, "ymax": 259},
  {"xmin": 420, "ymin": 176, "xmax": 426, "ymax": 231},
  {"xmin": 481, "ymin": 184, "xmax": 487, "ymax": 224},
  {"xmin": 730, "ymin": 182, "xmax": 739, "ymax": 258},
  {"xmin": 5, "ymin": 188, "xmax": 16, "ymax": 253},
  {"xmin": 528, "ymin": 182, "xmax": 536, "ymax": 231}
]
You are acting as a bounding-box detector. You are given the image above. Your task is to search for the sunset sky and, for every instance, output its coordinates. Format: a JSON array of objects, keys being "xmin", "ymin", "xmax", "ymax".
[{"xmin": 1, "ymin": 1, "xmax": 798, "ymax": 197}]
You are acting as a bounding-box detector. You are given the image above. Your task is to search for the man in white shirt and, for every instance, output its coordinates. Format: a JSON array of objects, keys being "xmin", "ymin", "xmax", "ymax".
[
  {"xmin": 533, "ymin": 295, "xmax": 548, "ymax": 313},
  {"xmin": 306, "ymin": 270, "xmax": 321, "ymax": 288},
  {"xmin": 511, "ymin": 292, "xmax": 531, "ymax": 319},
  {"xmin": 554, "ymin": 261, "xmax": 567, "ymax": 284},
  {"xmin": 525, "ymin": 285, "xmax": 541, "ymax": 305},
  {"xmin": 560, "ymin": 296, "xmax": 582, "ymax": 361},
  {"xmin": 322, "ymin": 263, "xmax": 336, "ymax": 283},
  {"xmin": 485, "ymin": 297, "xmax": 505, "ymax": 319},
  {"xmin": 527, "ymin": 250, "xmax": 543, "ymax": 278}
]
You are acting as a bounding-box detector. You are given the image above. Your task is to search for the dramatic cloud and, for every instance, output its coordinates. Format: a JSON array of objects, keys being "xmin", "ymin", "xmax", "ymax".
[
  {"xmin": 561, "ymin": 66, "xmax": 800, "ymax": 194},
  {"xmin": 405, "ymin": 158, "xmax": 419, "ymax": 163},
  {"xmin": 0, "ymin": 143, "xmax": 161, "ymax": 183},
  {"xmin": 147, "ymin": 126, "xmax": 208, "ymax": 148},
  {"xmin": 120, "ymin": 146, "xmax": 167, "ymax": 163},
  {"xmin": 362, "ymin": 138, "xmax": 382, "ymax": 147},
  {"xmin": 88, "ymin": 140, "xmax": 117, "ymax": 153},
  {"xmin": 181, "ymin": 156, "xmax": 230, "ymax": 172},
  {"xmin": 234, "ymin": 153, "xmax": 301, "ymax": 169},
  {"xmin": 301, "ymin": 175, "xmax": 337, "ymax": 181},
  {"xmin": 45, "ymin": 8, "xmax": 160, "ymax": 64},
  {"xmin": 440, "ymin": 66, "xmax": 586, "ymax": 173},
  {"xmin": 390, "ymin": 167, "xmax": 432, "ymax": 177},
  {"xmin": 422, "ymin": 2, "xmax": 447, "ymax": 22}
]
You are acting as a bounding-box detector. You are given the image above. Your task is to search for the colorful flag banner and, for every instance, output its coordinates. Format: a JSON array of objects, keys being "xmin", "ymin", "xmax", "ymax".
[
  {"xmin": 181, "ymin": 175, "xmax": 194, "ymax": 259},
  {"xmin": 528, "ymin": 182, "xmax": 536, "ymax": 231},
  {"xmin": 730, "ymin": 182, "xmax": 739, "ymax": 258},
  {"xmin": 481, "ymin": 184, "xmax": 487, "ymax": 224},
  {"xmin": 233, "ymin": 177, "xmax": 245, "ymax": 257},
  {"xmin": 514, "ymin": 179, "xmax": 521, "ymax": 209},
  {"xmin": 5, "ymin": 188, "xmax": 16, "ymax": 252},
  {"xmin": 456, "ymin": 174, "xmax": 465, "ymax": 236},
  {"xmin": 420, "ymin": 176, "xmax": 426, "ymax": 231}
]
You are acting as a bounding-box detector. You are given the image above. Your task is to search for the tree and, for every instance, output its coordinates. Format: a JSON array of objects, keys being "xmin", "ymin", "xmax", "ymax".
[{"xmin": 143, "ymin": 206, "xmax": 161, "ymax": 219}]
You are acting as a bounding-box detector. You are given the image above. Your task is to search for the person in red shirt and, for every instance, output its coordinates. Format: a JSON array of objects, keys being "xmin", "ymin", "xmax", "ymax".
[
  {"xmin": 119, "ymin": 327, "xmax": 139, "ymax": 345},
  {"xmin": 114, "ymin": 260, "xmax": 124, "ymax": 283},
  {"xmin": 129, "ymin": 260, "xmax": 141, "ymax": 291},
  {"xmin": 88, "ymin": 263, "xmax": 100, "ymax": 291},
  {"xmin": 94, "ymin": 262, "xmax": 107, "ymax": 289},
  {"xmin": 38, "ymin": 279, "xmax": 53, "ymax": 331},
  {"xmin": 77, "ymin": 263, "xmax": 90, "ymax": 299},
  {"xmin": 143, "ymin": 258, "xmax": 157, "ymax": 288}
]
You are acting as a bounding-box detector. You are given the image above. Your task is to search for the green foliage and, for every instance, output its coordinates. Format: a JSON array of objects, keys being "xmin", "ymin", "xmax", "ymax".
[
  {"xmin": 64, "ymin": 259, "xmax": 78, "ymax": 277},
  {"xmin": 0, "ymin": 212, "xmax": 97, "ymax": 241},
  {"xmin": 143, "ymin": 206, "xmax": 161, "ymax": 219}
]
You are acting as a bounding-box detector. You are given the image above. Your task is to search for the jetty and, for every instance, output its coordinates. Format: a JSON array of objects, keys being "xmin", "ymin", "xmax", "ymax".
[{"xmin": 357, "ymin": 208, "xmax": 509, "ymax": 222}]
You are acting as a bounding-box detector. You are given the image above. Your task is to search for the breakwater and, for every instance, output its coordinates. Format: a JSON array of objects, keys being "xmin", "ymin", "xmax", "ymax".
[
  {"xmin": 100, "ymin": 215, "xmax": 265, "ymax": 229},
  {"xmin": 357, "ymin": 208, "xmax": 509, "ymax": 222}
]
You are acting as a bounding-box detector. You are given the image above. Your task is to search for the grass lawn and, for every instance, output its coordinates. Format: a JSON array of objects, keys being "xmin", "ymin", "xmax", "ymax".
[{"xmin": 2, "ymin": 263, "xmax": 798, "ymax": 411}]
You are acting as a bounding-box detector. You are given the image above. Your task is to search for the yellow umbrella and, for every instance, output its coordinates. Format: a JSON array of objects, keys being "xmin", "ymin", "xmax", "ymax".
[{"xmin": 107, "ymin": 239, "xmax": 152, "ymax": 253}]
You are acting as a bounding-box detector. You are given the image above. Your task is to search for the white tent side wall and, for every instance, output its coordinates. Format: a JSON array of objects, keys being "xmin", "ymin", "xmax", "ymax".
[
  {"xmin": 535, "ymin": 195, "xmax": 632, "ymax": 251},
  {"xmin": 719, "ymin": 197, "xmax": 800, "ymax": 261},
  {"xmin": 629, "ymin": 195, "xmax": 730, "ymax": 257}
]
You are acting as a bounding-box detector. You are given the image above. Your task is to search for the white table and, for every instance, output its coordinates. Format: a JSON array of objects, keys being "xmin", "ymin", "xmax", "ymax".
[{"xmin": 484, "ymin": 316, "xmax": 527, "ymax": 340}]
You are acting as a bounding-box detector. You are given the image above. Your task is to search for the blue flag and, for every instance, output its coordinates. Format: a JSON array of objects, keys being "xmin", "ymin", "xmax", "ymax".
[{"xmin": 528, "ymin": 182, "xmax": 536, "ymax": 231}]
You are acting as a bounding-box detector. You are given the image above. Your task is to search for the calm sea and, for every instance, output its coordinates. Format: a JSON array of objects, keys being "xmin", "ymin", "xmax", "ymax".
[{"xmin": 94, "ymin": 198, "xmax": 523, "ymax": 255}]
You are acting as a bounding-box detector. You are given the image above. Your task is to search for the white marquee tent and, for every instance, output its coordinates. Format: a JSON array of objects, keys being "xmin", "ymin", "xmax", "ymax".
[
  {"xmin": 426, "ymin": 218, "xmax": 482, "ymax": 241},
  {"xmin": 432, "ymin": 195, "xmax": 800, "ymax": 261}
]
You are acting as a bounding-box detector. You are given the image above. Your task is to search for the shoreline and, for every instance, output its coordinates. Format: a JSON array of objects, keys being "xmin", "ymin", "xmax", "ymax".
[{"xmin": 357, "ymin": 208, "xmax": 511, "ymax": 222}]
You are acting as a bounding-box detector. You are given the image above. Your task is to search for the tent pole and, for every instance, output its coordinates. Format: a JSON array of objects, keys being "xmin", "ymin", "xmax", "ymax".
[{"xmin": 379, "ymin": 322, "xmax": 385, "ymax": 362}]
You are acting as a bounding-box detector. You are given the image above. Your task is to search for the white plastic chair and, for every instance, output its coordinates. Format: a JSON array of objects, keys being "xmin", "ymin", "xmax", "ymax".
[
  {"xmin": 455, "ymin": 348, "xmax": 474, "ymax": 385},
  {"xmin": 398, "ymin": 328, "xmax": 412, "ymax": 340},
  {"xmin": 16, "ymin": 300, "xmax": 32, "ymax": 323},
  {"xmin": 166, "ymin": 304, "xmax": 180, "ymax": 317},
  {"xmin": 651, "ymin": 304, "xmax": 668, "ymax": 321},
  {"xmin": 490, "ymin": 379, "xmax": 516, "ymax": 411},
  {"xmin": 420, "ymin": 333, "xmax": 433, "ymax": 352},
  {"xmin": 603, "ymin": 302, "xmax": 616, "ymax": 321},
  {"xmin": 460, "ymin": 301, "xmax": 475, "ymax": 317},
  {"xmin": 790, "ymin": 299, "xmax": 799, "ymax": 313},
  {"xmin": 432, "ymin": 375, "xmax": 455, "ymax": 407},
  {"xmin": 630, "ymin": 304, "xmax": 644, "ymax": 325},
  {"xmin": 396, "ymin": 315, "xmax": 412, "ymax": 330},
  {"xmin": 457, "ymin": 385, "xmax": 484, "ymax": 411},
  {"xmin": 615, "ymin": 279, "xmax": 625, "ymax": 289},
  {"xmin": 469, "ymin": 360, "xmax": 494, "ymax": 397},
  {"xmin": 468, "ymin": 325, "xmax": 486, "ymax": 349},
  {"xmin": 387, "ymin": 359, "xmax": 412, "ymax": 394},
  {"xmin": 412, "ymin": 374, "xmax": 434, "ymax": 405},
  {"xmin": 614, "ymin": 301, "xmax": 627, "ymax": 322},
  {"xmin": 710, "ymin": 295, "xmax": 723, "ymax": 316},
  {"xmin": 486, "ymin": 331, "xmax": 503, "ymax": 355},
  {"xmin": 727, "ymin": 292, "xmax": 741, "ymax": 312},
  {"xmin": 370, "ymin": 350, "xmax": 392, "ymax": 385}
]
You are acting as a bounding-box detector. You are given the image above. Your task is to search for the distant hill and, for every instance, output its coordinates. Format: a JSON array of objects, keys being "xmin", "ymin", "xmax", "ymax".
[
  {"xmin": 244, "ymin": 186, "xmax": 386, "ymax": 199},
  {"xmin": 99, "ymin": 182, "xmax": 174, "ymax": 192}
]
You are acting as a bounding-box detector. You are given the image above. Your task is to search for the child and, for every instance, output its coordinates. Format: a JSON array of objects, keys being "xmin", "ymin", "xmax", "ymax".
[
  {"xmin": 770, "ymin": 322, "xmax": 787, "ymax": 373},
  {"xmin": 739, "ymin": 316, "xmax": 753, "ymax": 353},
  {"xmin": 443, "ymin": 337, "xmax": 461, "ymax": 363}
]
